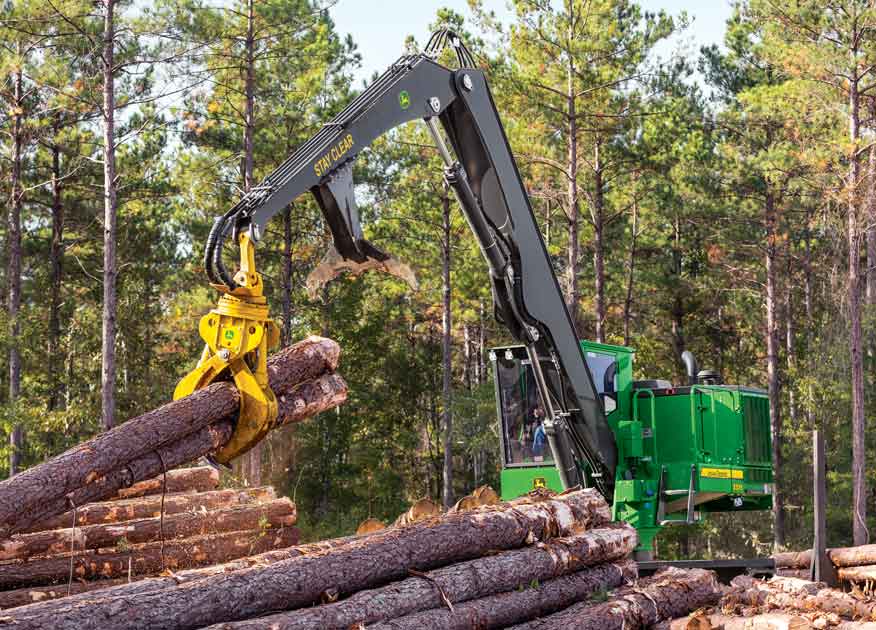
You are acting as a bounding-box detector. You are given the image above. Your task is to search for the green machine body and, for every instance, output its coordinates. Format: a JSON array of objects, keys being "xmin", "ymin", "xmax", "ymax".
[{"xmin": 491, "ymin": 341, "xmax": 773, "ymax": 556}]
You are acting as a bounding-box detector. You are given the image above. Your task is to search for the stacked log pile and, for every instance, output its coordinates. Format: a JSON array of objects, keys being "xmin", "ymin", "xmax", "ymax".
[
  {"xmin": 775, "ymin": 546, "xmax": 876, "ymax": 586},
  {"xmin": 0, "ymin": 467, "xmax": 299, "ymax": 609},
  {"xmin": 654, "ymin": 574, "xmax": 876, "ymax": 629},
  {"xmin": 0, "ymin": 488, "xmax": 719, "ymax": 630},
  {"xmin": 0, "ymin": 335, "xmax": 346, "ymax": 539}
]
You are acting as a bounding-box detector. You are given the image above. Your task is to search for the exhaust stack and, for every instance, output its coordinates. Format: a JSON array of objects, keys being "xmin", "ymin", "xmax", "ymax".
[{"xmin": 681, "ymin": 350, "xmax": 698, "ymax": 386}]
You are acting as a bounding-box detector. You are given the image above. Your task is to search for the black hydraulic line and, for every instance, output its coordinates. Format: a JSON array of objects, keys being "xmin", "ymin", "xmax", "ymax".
[
  {"xmin": 203, "ymin": 217, "xmax": 224, "ymax": 285},
  {"xmin": 443, "ymin": 163, "xmax": 505, "ymax": 277}
]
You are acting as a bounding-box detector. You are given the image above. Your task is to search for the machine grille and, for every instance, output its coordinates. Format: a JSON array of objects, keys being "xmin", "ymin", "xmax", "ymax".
[{"xmin": 741, "ymin": 394, "xmax": 771, "ymax": 465}]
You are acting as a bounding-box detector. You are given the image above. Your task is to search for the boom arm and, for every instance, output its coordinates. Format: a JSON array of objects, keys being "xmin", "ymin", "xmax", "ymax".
[{"xmin": 206, "ymin": 40, "xmax": 618, "ymax": 498}]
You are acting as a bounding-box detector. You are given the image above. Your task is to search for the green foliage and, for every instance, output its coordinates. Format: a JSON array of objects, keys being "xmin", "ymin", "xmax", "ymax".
[{"xmin": 0, "ymin": 0, "xmax": 872, "ymax": 557}]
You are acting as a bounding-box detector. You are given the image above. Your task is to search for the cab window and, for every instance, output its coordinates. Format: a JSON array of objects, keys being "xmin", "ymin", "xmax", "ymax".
[
  {"xmin": 496, "ymin": 356, "xmax": 553, "ymax": 466},
  {"xmin": 585, "ymin": 351, "xmax": 617, "ymax": 414}
]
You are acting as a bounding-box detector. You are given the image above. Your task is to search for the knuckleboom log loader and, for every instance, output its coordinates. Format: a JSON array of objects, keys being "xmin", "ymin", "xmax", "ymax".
[{"xmin": 177, "ymin": 31, "xmax": 773, "ymax": 559}]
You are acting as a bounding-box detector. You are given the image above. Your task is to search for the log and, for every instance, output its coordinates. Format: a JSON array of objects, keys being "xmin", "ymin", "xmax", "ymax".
[
  {"xmin": 0, "ymin": 498, "xmax": 296, "ymax": 561},
  {"xmin": 9, "ymin": 371, "xmax": 346, "ymax": 536},
  {"xmin": 5, "ymin": 534, "xmax": 359, "ymax": 611},
  {"xmin": 393, "ymin": 497, "xmax": 442, "ymax": 527},
  {"xmin": 367, "ymin": 561, "xmax": 638, "ymax": 630},
  {"xmin": 507, "ymin": 567, "xmax": 721, "ymax": 630},
  {"xmin": 830, "ymin": 545, "xmax": 876, "ymax": 568},
  {"xmin": 725, "ymin": 575, "xmax": 876, "ymax": 622},
  {"xmin": 449, "ymin": 485, "xmax": 500, "ymax": 512},
  {"xmin": 16, "ymin": 421, "xmax": 235, "ymax": 535},
  {"xmin": 23, "ymin": 486, "xmax": 276, "ymax": 534},
  {"xmin": 110, "ymin": 466, "xmax": 219, "ymax": 500},
  {"xmin": 775, "ymin": 568, "xmax": 811, "ymax": 580},
  {"xmin": 207, "ymin": 524, "xmax": 637, "ymax": 630},
  {"xmin": 0, "ymin": 336, "xmax": 340, "ymax": 538},
  {"xmin": 838, "ymin": 565, "xmax": 876, "ymax": 582},
  {"xmin": 3, "ymin": 489, "xmax": 610, "ymax": 629},
  {"xmin": 773, "ymin": 550, "xmax": 812, "ymax": 570},
  {"xmin": 0, "ymin": 577, "xmax": 132, "ymax": 609},
  {"xmin": 657, "ymin": 613, "xmax": 815, "ymax": 629},
  {"xmin": 0, "ymin": 526, "xmax": 299, "ymax": 589},
  {"xmin": 774, "ymin": 544, "xmax": 876, "ymax": 570}
]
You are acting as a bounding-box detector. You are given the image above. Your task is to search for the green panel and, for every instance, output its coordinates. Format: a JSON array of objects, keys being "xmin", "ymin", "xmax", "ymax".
[
  {"xmin": 742, "ymin": 394, "xmax": 771, "ymax": 465},
  {"xmin": 492, "ymin": 340, "xmax": 773, "ymax": 557},
  {"xmin": 499, "ymin": 466, "xmax": 563, "ymax": 501}
]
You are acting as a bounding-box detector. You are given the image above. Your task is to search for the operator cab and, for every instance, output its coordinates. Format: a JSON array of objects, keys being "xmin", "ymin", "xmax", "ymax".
[
  {"xmin": 491, "ymin": 341, "xmax": 633, "ymax": 495},
  {"xmin": 491, "ymin": 340, "xmax": 773, "ymax": 556}
]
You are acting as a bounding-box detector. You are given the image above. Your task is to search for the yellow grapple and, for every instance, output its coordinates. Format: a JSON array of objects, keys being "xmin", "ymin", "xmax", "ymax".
[{"xmin": 174, "ymin": 231, "xmax": 280, "ymax": 465}]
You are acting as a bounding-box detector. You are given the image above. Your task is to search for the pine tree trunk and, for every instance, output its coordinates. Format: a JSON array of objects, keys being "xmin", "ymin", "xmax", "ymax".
[
  {"xmin": 7, "ymin": 534, "xmax": 360, "ymax": 612},
  {"xmin": 765, "ymin": 189, "xmax": 785, "ymax": 549},
  {"xmin": 441, "ymin": 184, "xmax": 453, "ymax": 509},
  {"xmin": 2, "ymin": 490, "xmax": 610, "ymax": 630},
  {"xmin": 0, "ymin": 527, "xmax": 299, "ymax": 589},
  {"xmin": 25, "ymin": 485, "xmax": 275, "ymax": 534},
  {"xmin": 593, "ymin": 139, "xmax": 606, "ymax": 343},
  {"xmin": 849, "ymin": 72, "xmax": 868, "ymax": 547},
  {"xmin": 565, "ymin": 42, "xmax": 580, "ymax": 326},
  {"xmin": 509, "ymin": 568, "xmax": 720, "ymax": 630},
  {"xmin": 671, "ymin": 219, "xmax": 686, "ymax": 381},
  {"xmin": 786, "ymin": 256, "xmax": 796, "ymax": 423},
  {"xmin": 866, "ymin": 97, "xmax": 876, "ymax": 307},
  {"xmin": 729, "ymin": 574, "xmax": 876, "ymax": 621},
  {"xmin": 282, "ymin": 205, "xmax": 293, "ymax": 347},
  {"xmin": 368, "ymin": 562, "xmax": 637, "ymax": 630},
  {"xmin": 110, "ymin": 465, "xmax": 219, "ymax": 500},
  {"xmin": 48, "ymin": 131, "xmax": 65, "ymax": 412},
  {"xmin": 623, "ymin": 193, "xmax": 638, "ymax": 347},
  {"xmin": 212, "ymin": 527, "xmax": 637, "ymax": 630},
  {"xmin": 11, "ymin": 372, "xmax": 344, "ymax": 539},
  {"xmin": 101, "ymin": 0, "xmax": 118, "ymax": 431},
  {"xmin": 0, "ymin": 498, "xmax": 296, "ymax": 561},
  {"xmin": 7, "ymin": 63, "xmax": 23, "ymax": 476},
  {"xmin": 0, "ymin": 338, "xmax": 341, "ymax": 537}
]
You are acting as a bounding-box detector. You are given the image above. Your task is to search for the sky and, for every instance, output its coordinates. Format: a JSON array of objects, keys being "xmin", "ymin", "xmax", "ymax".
[{"xmin": 328, "ymin": 0, "xmax": 735, "ymax": 84}]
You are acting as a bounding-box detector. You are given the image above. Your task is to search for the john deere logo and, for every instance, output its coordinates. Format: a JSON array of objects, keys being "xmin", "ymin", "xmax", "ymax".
[
  {"xmin": 224, "ymin": 330, "xmax": 235, "ymax": 341},
  {"xmin": 532, "ymin": 477, "xmax": 546, "ymax": 489},
  {"xmin": 398, "ymin": 90, "xmax": 411, "ymax": 110}
]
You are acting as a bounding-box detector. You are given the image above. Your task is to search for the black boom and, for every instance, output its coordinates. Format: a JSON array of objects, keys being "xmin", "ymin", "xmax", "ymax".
[{"xmin": 204, "ymin": 32, "xmax": 618, "ymax": 499}]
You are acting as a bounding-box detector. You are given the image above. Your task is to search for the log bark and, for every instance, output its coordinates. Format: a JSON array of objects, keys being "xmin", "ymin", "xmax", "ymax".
[
  {"xmin": 656, "ymin": 613, "xmax": 815, "ymax": 629},
  {"xmin": 775, "ymin": 545, "xmax": 876, "ymax": 570},
  {"xmin": 0, "ymin": 336, "xmax": 339, "ymax": 537},
  {"xmin": 838, "ymin": 565, "xmax": 876, "ymax": 581},
  {"xmin": 3, "ymin": 489, "xmax": 610, "ymax": 629},
  {"xmin": 726, "ymin": 575, "xmax": 876, "ymax": 621},
  {"xmin": 208, "ymin": 525, "xmax": 637, "ymax": 630},
  {"xmin": 368, "ymin": 561, "xmax": 637, "ymax": 630},
  {"xmin": 831, "ymin": 545, "xmax": 876, "ymax": 568},
  {"xmin": 508, "ymin": 567, "xmax": 721, "ymax": 630},
  {"xmin": 9, "ymin": 534, "xmax": 360, "ymax": 613},
  {"xmin": 0, "ymin": 527, "xmax": 299, "ymax": 589},
  {"xmin": 25, "ymin": 486, "xmax": 276, "ymax": 534},
  {"xmin": 110, "ymin": 466, "xmax": 218, "ymax": 500},
  {"xmin": 7, "ymin": 372, "xmax": 345, "ymax": 536},
  {"xmin": 0, "ymin": 577, "xmax": 131, "ymax": 609},
  {"xmin": 12, "ymin": 422, "xmax": 235, "ymax": 536},
  {"xmin": 0, "ymin": 498, "xmax": 296, "ymax": 561}
]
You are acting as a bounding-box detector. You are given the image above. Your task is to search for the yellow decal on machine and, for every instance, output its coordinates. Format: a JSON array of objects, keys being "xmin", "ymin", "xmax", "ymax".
[
  {"xmin": 700, "ymin": 467, "xmax": 743, "ymax": 479},
  {"xmin": 313, "ymin": 133, "xmax": 355, "ymax": 177},
  {"xmin": 532, "ymin": 477, "xmax": 546, "ymax": 489}
]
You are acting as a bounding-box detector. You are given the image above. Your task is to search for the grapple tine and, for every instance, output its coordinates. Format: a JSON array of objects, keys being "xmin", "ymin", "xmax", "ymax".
[{"xmin": 305, "ymin": 242, "xmax": 418, "ymax": 298}]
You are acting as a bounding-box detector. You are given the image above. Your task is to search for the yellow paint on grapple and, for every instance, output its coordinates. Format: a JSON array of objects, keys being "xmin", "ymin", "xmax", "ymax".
[{"xmin": 174, "ymin": 231, "xmax": 280, "ymax": 464}]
